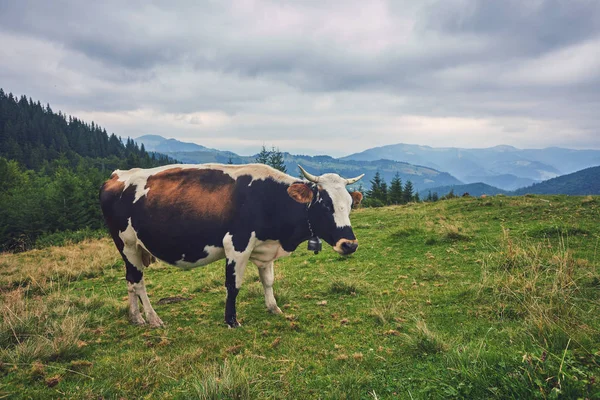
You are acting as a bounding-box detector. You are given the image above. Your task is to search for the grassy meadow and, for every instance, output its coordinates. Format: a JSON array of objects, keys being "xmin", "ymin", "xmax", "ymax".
[{"xmin": 1, "ymin": 195, "xmax": 599, "ymax": 399}]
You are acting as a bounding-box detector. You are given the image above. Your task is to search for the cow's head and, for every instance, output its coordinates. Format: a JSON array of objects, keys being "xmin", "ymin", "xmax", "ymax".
[{"xmin": 288, "ymin": 166, "xmax": 364, "ymax": 256}]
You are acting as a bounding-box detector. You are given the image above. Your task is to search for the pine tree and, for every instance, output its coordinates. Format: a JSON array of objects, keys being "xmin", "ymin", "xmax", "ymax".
[
  {"xmin": 366, "ymin": 171, "xmax": 386, "ymax": 206},
  {"xmin": 432, "ymin": 192, "xmax": 439, "ymax": 202},
  {"xmin": 426, "ymin": 191, "xmax": 433, "ymax": 202},
  {"xmin": 403, "ymin": 180, "xmax": 414, "ymax": 203},
  {"xmin": 268, "ymin": 147, "xmax": 287, "ymax": 173},
  {"xmin": 227, "ymin": 157, "xmax": 233, "ymax": 164},
  {"xmin": 389, "ymin": 173, "xmax": 403, "ymax": 204},
  {"xmin": 255, "ymin": 145, "xmax": 270, "ymax": 164},
  {"xmin": 381, "ymin": 181, "xmax": 389, "ymax": 205}
]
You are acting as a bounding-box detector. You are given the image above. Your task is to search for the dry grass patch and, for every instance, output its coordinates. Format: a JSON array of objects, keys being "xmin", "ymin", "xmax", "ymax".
[
  {"xmin": 189, "ymin": 358, "xmax": 261, "ymax": 400},
  {"xmin": 329, "ymin": 278, "xmax": 362, "ymax": 295},
  {"xmin": 0, "ymin": 288, "xmax": 89, "ymax": 363},
  {"xmin": 370, "ymin": 294, "xmax": 405, "ymax": 325},
  {"xmin": 480, "ymin": 229, "xmax": 600, "ymax": 350},
  {"xmin": 401, "ymin": 319, "xmax": 449, "ymax": 356},
  {"xmin": 440, "ymin": 222, "xmax": 471, "ymax": 242},
  {"xmin": 0, "ymin": 238, "xmax": 120, "ymax": 292}
]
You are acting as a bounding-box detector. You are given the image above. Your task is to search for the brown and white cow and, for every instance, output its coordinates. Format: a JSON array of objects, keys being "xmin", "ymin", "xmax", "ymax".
[{"xmin": 100, "ymin": 163, "xmax": 364, "ymax": 327}]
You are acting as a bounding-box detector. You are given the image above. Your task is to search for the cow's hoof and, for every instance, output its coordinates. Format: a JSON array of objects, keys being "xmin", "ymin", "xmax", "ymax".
[
  {"xmin": 269, "ymin": 306, "xmax": 283, "ymax": 315},
  {"xmin": 130, "ymin": 314, "xmax": 146, "ymax": 325},
  {"xmin": 148, "ymin": 315, "xmax": 164, "ymax": 328},
  {"xmin": 226, "ymin": 319, "xmax": 241, "ymax": 328}
]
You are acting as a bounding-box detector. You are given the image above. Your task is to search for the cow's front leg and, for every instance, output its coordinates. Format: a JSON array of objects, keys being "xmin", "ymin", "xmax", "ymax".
[
  {"xmin": 258, "ymin": 261, "xmax": 282, "ymax": 314},
  {"xmin": 223, "ymin": 232, "xmax": 255, "ymax": 328}
]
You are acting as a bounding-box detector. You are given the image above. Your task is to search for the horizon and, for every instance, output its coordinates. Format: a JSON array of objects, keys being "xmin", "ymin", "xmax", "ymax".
[
  {"xmin": 133, "ymin": 133, "xmax": 600, "ymax": 158},
  {"xmin": 2, "ymin": 1, "xmax": 600, "ymax": 156}
]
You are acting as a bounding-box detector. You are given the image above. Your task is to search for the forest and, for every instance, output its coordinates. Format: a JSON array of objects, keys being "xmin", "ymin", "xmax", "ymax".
[{"xmin": 0, "ymin": 89, "xmax": 175, "ymax": 251}]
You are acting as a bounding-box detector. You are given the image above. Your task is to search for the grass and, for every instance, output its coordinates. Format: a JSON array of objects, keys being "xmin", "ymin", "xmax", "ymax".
[{"xmin": 0, "ymin": 195, "xmax": 599, "ymax": 398}]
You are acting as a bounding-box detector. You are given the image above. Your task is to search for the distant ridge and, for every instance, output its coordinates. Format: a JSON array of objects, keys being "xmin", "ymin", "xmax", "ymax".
[
  {"xmin": 513, "ymin": 165, "xmax": 600, "ymax": 195},
  {"xmin": 136, "ymin": 135, "xmax": 208, "ymax": 153}
]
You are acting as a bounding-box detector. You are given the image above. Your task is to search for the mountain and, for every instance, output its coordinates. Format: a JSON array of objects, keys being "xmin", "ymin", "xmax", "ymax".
[
  {"xmin": 278, "ymin": 156, "xmax": 461, "ymax": 191},
  {"xmin": 418, "ymin": 183, "xmax": 508, "ymax": 198},
  {"xmin": 342, "ymin": 143, "xmax": 600, "ymax": 190},
  {"xmin": 136, "ymin": 135, "xmax": 209, "ymax": 153},
  {"xmin": 512, "ymin": 166, "xmax": 600, "ymax": 195},
  {"xmin": 133, "ymin": 136, "xmax": 462, "ymax": 191}
]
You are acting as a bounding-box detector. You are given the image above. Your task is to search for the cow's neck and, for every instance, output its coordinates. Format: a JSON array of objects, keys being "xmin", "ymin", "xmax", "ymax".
[{"xmin": 277, "ymin": 200, "xmax": 313, "ymax": 253}]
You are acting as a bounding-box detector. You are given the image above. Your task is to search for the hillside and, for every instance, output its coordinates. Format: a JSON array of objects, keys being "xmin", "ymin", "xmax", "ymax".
[
  {"xmin": 342, "ymin": 143, "xmax": 600, "ymax": 190},
  {"xmin": 0, "ymin": 90, "xmax": 174, "ymax": 251},
  {"xmin": 513, "ymin": 165, "xmax": 600, "ymax": 195},
  {"xmin": 1, "ymin": 196, "xmax": 599, "ymax": 398},
  {"xmin": 135, "ymin": 136, "xmax": 462, "ymax": 191}
]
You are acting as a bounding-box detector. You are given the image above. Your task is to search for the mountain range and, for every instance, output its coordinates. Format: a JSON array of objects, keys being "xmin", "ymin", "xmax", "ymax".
[
  {"xmin": 135, "ymin": 135, "xmax": 600, "ymax": 195},
  {"xmin": 342, "ymin": 143, "xmax": 600, "ymax": 191},
  {"xmin": 135, "ymin": 135, "xmax": 461, "ymax": 191}
]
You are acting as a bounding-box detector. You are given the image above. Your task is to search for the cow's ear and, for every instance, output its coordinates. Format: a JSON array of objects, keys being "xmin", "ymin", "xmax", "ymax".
[
  {"xmin": 288, "ymin": 183, "xmax": 314, "ymax": 204},
  {"xmin": 350, "ymin": 191, "xmax": 363, "ymax": 208}
]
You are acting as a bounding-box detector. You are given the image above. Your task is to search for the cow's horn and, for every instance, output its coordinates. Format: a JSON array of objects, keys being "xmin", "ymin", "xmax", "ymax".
[
  {"xmin": 298, "ymin": 165, "xmax": 319, "ymax": 183},
  {"xmin": 345, "ymin": 174, "xmax": 365, "ymax": 185}
]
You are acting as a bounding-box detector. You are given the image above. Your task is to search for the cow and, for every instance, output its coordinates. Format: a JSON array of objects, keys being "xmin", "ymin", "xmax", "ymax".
[
  {"xmin": 99, "ymin": 163, "xmax": 364, "ymax": 328},
  {"xmin": 350, "ymin": 191, "xmax": 363, "ymax": 208}
]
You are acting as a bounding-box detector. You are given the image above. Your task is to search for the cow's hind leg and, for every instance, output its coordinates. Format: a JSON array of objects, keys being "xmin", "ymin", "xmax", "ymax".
[
  {"xmin": 257, "ymin": 262, "xmax": 282, "ymax": 314},
  {"xmin": 125, "ymin": 262, "xmax": 146, "ymax": 325},
  {"xmin": 123, "ymin": 246, "xmax": 163, "ymax": 328}
]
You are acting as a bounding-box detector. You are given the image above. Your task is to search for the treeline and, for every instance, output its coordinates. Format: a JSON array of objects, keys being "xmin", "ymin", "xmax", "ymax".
[
  {"xmin": 254, "ymin": 145, "xmax": 287, "ymax": 173},
  {"xmin": 360, "ymin": 172, "xmax": 443, "ymax": 207},
  {"xmin": 0, "ymin": 89, "xmax": 176, "ymax": 251}
]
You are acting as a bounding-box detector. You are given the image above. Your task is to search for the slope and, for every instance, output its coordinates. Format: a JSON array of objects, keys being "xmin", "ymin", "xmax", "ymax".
[{"xmin": 513, "ymin": 165, "xmax": 600, "ymax": 195}]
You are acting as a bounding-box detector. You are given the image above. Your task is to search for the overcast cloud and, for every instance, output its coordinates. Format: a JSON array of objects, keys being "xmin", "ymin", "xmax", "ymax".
[{"xmin": 1, "ymin": 0, "xmax": 599, "ymax": 156}]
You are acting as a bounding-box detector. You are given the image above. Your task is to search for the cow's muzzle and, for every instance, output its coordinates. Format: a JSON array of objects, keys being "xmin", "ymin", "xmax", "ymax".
[{"xmin": 334, "ymin": 239, "xmax": 358, "ymax": 255}]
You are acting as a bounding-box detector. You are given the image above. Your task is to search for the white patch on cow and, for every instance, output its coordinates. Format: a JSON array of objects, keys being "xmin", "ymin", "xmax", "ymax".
[
  {"xmin": 250, "ymin": 240, "xmax": 291, "ymax": 267},
  {"xmin": 112, "ymin": 163, "xmax": 297, "ymax": 203},
  {"xmin": 223, "ymin": 232, "xmax": 258, "ymax": 288},
  {"xmin": 175, "ymin": 245, "xmax": 225, "ymax": 269},
  {"xmin": 316, "ymin": 174, "xmax": 354, "ymax": 228},
  {"xmin": 118, "ymin": 217, "xmax": 147, "ymax": 270}
]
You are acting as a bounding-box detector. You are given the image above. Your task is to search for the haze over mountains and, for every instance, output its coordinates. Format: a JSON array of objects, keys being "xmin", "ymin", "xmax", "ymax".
[
  {"xmin": 135, "ymin": 135, "xmax": 600, "ymax": 195},
  {"xmin": 342, "ymin": 143, "xmax": 600, "ymax": 191}
]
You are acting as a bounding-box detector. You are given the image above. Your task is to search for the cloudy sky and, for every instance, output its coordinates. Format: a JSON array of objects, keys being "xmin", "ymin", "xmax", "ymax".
[{"xmin": 1, "ymin": 0, "xmax": 599, "ymax": 157}]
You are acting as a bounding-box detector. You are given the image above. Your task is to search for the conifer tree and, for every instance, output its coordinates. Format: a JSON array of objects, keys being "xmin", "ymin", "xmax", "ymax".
[
  {"xmin": 403, "ymin": 180, "xmax": 414, "ymax": 203},
  {"xmin": 366, "ymin": 171, "xmax": 387, "ymax": 206},
  {"xmin": 255, "ymin": 145, "xmax": 270, "ymax": 164},
  {"xmin": 389, "ymin": 173, "xmax": 403, "ymax": 204},
  {"xmin": 268, "ymin": 147, "xmax": 287, "ymax": 173},
  {"xmin": 381, "ymin": 180, "xmax": 389, "ymax": 205}
]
